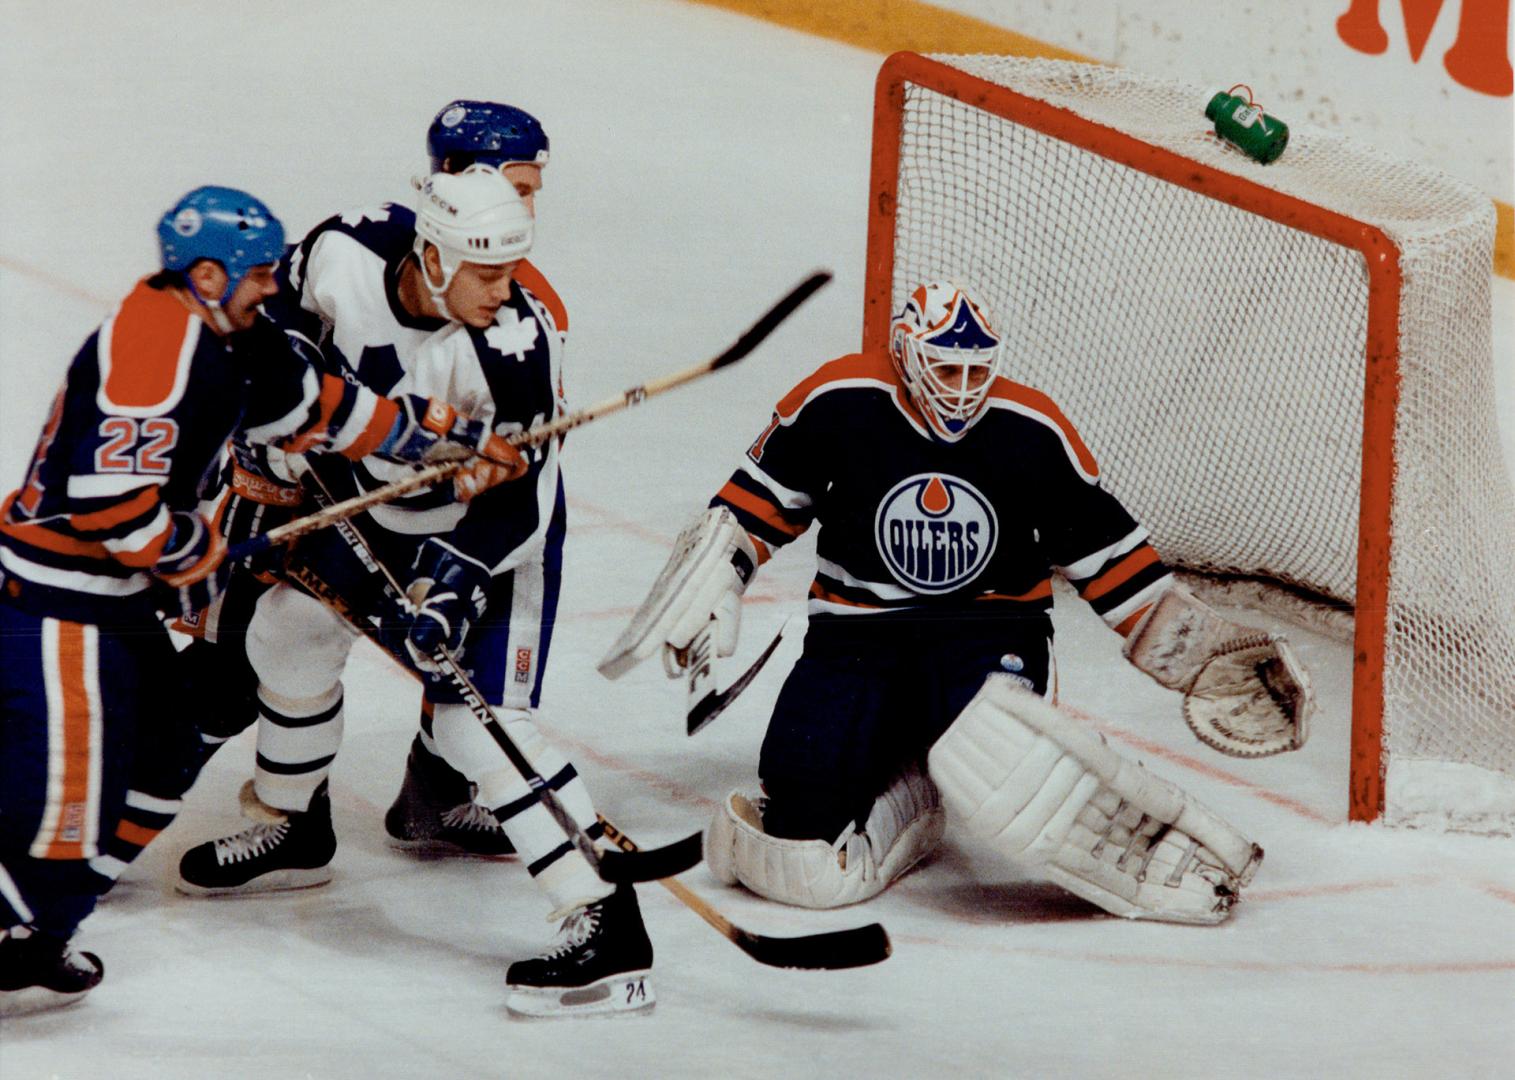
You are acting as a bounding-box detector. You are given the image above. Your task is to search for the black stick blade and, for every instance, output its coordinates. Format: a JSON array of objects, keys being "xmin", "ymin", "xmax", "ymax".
[
  {"xmin": 734, "ymin": 922, "xmax": 892, "ymax": 970},
  {"xmin": 597, "ymin": 830, "xmax": 704, "ymax": 884},
  {"xmin": 687, "ymin": 627, "xmax": 786, "ymax": 736},
  {"xmin": 711, "ymin": 271, "xmax": 833, "ymax": 371}
]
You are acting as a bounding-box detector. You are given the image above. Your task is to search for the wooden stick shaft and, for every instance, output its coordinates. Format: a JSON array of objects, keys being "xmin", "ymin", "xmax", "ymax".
[{"xmin": 231, "ymin": 270, "xmax": 830, "ymax": 561}]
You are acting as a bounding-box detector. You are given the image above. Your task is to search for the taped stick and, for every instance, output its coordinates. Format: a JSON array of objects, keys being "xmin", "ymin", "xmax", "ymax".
[
  {"xmin": 597, "ymin": 816, "xmax": 892, "ymax": 970},
  {"xmin": 229, "ymin": 270, "xmax": 832, "ymax": 562}
]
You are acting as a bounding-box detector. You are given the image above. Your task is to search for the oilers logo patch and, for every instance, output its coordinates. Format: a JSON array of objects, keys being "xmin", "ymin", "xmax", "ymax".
[{"xmin": 874, "ymin": 473, "xmax": 997, "ymax": 594}]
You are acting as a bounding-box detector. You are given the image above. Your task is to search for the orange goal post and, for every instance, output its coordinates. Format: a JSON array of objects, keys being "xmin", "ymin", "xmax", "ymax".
[{"xmin": 864, "ymin": 52, "xmax": 1515, "ymax": 832}]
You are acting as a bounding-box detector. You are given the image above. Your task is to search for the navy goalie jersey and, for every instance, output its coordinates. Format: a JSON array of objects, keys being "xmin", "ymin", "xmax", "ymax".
[{"xmin": 713, "ymin": 350, "xmax": 1174, "ymax": 639}]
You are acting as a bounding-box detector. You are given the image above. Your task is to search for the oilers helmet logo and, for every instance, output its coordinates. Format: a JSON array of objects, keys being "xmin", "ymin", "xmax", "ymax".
[
  {"xmin": 874, "ymin": 473, "xmax": 997, "ymax": 594},
  {"xmin": 172, "ymin": 207, "xmax": 203, "ymax": 237}
]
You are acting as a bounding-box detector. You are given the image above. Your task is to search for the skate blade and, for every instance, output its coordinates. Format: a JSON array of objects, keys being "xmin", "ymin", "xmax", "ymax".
[
  {"xmin": 385, "ymin": 836, "xmax": 517, "ymax": 861},
  {"xmin": 505, "ymin": 971, "xmax": 654, "ymax": 1019},
  {"xmin": 174, "ymin": 866, "xmax": 334, "ymax": 897},
  {"xmin": 0, "ymin": 984, "xmax": 95, "ymax": 1018}
]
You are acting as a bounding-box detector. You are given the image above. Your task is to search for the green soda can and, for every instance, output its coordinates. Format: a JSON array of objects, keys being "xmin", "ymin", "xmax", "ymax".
[{"xmin": 1205, "ymin": 87, "xmax": 1289, "ymax": 164}]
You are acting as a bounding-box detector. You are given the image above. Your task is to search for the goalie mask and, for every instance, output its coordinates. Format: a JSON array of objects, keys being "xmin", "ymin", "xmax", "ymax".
[{"xmin": 889, "ymin": 282, "xmax": 1003, "ymax": 442}]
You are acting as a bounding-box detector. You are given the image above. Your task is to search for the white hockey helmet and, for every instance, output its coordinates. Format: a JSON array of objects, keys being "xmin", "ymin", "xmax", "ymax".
[
  {"xmin": 888, "ymin": 281, "xmax": 1003, "ymax": 442},
  {"xmin": 412, "ymin": 166, "xmax": 534, "ymax": 302}
]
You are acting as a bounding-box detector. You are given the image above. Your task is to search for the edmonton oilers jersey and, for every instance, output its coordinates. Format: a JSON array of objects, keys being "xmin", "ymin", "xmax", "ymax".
[
  {"xmin": 268, "ymin": 203, "xmax": 568, "ymax": 573},
  {"xmin": 713, "ymin": 350, "xmax": 1173, "ymax": 637},
  {"xmin": 0, "ymin": 281, "xmax": 396, "ymax": 623}
]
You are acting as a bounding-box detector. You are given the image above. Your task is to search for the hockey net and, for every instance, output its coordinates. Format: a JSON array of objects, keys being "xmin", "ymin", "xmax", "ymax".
[{"xmin": 865, "ymin": 53, "xmax": 1515, "ymax": 833}]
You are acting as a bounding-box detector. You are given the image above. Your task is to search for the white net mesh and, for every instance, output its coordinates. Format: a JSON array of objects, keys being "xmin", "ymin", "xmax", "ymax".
[{"xmin": 880, "ymin": 55, "xmax": 1515, "ymax": 832}]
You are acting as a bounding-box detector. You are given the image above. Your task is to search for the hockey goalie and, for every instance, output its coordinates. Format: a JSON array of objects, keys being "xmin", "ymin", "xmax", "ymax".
[{"xmin": 600, "ymin": 281, "xmax": 1308, "ymax": 922}]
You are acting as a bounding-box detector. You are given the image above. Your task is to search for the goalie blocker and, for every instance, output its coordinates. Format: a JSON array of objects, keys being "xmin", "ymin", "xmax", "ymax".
[{"xmin": 929, "ymin": 677, "xmax": 1263, "ymax": 925}]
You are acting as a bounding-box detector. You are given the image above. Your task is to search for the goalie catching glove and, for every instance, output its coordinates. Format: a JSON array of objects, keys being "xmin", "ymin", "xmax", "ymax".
[
  {"xmin": 1123, "ymin": 586, "xmax": 1313, "ymax": 757},
  {"xmin": 928, "ymin": 678, "xmax": 1263, "ymax": 925},
  {"xmin": 597, "ymin": 506, "xmax": 757, "ymax": 679}
]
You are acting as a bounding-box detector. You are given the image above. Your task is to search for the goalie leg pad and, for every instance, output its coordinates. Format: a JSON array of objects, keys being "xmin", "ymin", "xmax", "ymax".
[
  {"xmin": 928, "ymin": 677, "xmax": 1262, "ymax": 925},
  {"xmin": 706, "ymin": 768, "xmax": 944, "ymax": 909},
  {"xmin": 597, "ymin": 506, "xmax": 757, "ymax": 679}
]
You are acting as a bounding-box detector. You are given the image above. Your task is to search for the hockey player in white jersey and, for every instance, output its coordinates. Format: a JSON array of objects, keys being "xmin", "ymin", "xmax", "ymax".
[
  {"xmin": 175, "ymin": 169, "xmax": 656, "ymax": 1015},
  {"xmin": 603, "ymin": 281, "xmax": 1311, "ymax": 925}
]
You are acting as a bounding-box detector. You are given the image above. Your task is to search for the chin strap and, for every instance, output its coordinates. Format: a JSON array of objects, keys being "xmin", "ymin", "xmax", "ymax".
[
  {"xmin": 181, "ymin": 280, "xmax": 235, "ymax": 335},
  {"xmin": 415, "ymin": 247, "xmax": 456, "ymax": 322}
]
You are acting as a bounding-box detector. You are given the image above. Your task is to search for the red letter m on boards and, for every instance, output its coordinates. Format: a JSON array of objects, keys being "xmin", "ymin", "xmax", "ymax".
[{"xmin": 1338, "ymin": 0, "xmax": 1513, "ymax": 95}]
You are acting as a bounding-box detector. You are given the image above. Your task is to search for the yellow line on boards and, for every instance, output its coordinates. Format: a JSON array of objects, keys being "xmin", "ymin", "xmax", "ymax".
[{"xmin": 687, "ymin": 0, "xmax": 1514, "ymax": 279}]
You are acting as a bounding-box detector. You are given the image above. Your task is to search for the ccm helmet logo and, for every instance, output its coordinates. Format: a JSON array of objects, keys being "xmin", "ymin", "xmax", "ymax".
[{"xmin": 874, "ymin": 473, "xmax": 997, "ymax": 594}]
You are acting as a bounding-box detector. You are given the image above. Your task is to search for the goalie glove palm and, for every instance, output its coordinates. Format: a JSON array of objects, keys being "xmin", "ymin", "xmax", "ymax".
[{"xmin": 1184, "ymin": 634, "xmax": 1313, "ymax": 757}]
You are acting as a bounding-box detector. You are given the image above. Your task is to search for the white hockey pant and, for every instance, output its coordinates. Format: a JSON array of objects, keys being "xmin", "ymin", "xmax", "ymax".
[
  {"xmin": 245, "ymin": 583, "xmax": 357, "ymax": 812},
  {"xmin": 928, "ymin": 677, "xmax": 1263, "ymax": 925},
  {"xmin": 430, "ymin": 703, "xmax": 610, "ymax": 917}
]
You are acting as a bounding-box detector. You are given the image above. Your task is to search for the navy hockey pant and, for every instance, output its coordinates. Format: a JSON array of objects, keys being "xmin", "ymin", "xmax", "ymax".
[
  {"xmin": 758, "ymin": 612, "xmax": 1051, "ymax": 843},
  {"xmin": 0, "ymin": 602, "xmax": 195, "ymax": 937}
]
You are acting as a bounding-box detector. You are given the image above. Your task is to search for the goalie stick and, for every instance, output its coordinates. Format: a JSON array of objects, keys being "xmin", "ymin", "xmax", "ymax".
[
  {"xmin": 596, "ymin": 817, "xmax": 893, "ymax": 971},
  {"xmin": 228, "ymin": 270, "xmax": 833, "ymax": 563},
  {"xmin": 292, "ymin": 474, "xmax": 702, "ymax": 885},
  {"xmin": 684, "ymin": 617, "xmax": 791, "ymax": 737}
]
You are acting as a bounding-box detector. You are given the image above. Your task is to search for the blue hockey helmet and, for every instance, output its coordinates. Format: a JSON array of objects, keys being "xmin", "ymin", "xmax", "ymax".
[
  {"xmin": 157, "ymin": 186, "xmax": 285, "ymax": 303},
  {"xmin": 427, "ymin": 100, "xmax": 550, "ymax": 173}
]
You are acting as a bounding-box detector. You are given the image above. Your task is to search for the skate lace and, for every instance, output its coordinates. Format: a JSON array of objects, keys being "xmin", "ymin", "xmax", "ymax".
[
  {"xmin": 440, "ymin": 801, "xmax": 499, "ymax": 832},
  {"xmin": 214, "ymin": 822, "xmax": 289, "ymax": 865},
  {"xmin": 543, "ymin": 906, "xmax": 602, "ymax": 960}
]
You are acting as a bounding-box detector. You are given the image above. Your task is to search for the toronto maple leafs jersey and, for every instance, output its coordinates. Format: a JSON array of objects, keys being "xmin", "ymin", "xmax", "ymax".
[
  {"xmin": 266, "ymin": 202, "xmax": 568, "ymax": 574},
  {"xmin": 0, "ymin": 280, "xmax": 400, "ymax": 624},
  {"xmin": 713, "ymin": 350, "xmax": 1173, "ymax": 639}
]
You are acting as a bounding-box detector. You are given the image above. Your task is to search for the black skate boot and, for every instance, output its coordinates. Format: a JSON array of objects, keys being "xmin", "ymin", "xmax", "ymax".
[
  {"xmin": 176, "ymin": 781, "xmax": 337, "ymax": 896},
  {"xmin": 0, "ymin": 928, "xmax": 104, "ymax": 1017},
  {"xmin": 384, "ymin": 736, "xmax": 516, "ymax": 858},
  {"xmin": 504, "ymin": 884, "xmax": 654, "ymax": 1018}
]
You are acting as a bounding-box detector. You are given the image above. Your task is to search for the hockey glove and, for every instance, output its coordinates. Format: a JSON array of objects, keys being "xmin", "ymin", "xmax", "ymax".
[
  {"xmin": 376, "ymin": 395, "xmax": 527, "ymax": 481},
  {"xmin": 221, "ymin": 446, "xmax": 306, "ymax": 580},
  {"xmin": 402, "ymin": 539, "xmax": 491, "ymax": 673},
  {"xmin": 152, "ymin": 511, "xmax": 230, "ymax": 622}
]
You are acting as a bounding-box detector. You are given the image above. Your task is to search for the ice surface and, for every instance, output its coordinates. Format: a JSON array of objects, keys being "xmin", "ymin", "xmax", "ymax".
[{"xmin": 1, "ymin": 3, "xmax": 1511, "ymax": 1078}]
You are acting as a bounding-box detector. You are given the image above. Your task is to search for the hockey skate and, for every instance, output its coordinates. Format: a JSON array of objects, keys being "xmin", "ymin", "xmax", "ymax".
[
  {"xmin": 176, "ymin": 781, "xmax": 337, "ymax": 896},
  {"xmin": 504, "ymin": 884, "xmax": 654, "ymax": 1018},
  {"xmin": 0, "ymin": 928, "xmax": 104, "ymax": 1017},
  {"xmin": 384, "ymin": 736, "xmax": 516, "ymax": 858}
]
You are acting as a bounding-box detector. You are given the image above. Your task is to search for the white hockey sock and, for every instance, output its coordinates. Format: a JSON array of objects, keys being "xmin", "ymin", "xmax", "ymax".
[
  {"xmin": 254, "ymin": 684, "xmax": 344, "ymax": 812},
  {"xmin": 430, "ymin": 703, "xmax": 609, "ymax": 916}
]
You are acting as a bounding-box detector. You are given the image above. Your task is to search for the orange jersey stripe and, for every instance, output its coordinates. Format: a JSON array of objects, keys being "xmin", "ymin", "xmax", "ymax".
[
  {"xmin": 809, "ymin": 580, "xmax": 884, "ymax": 609},
  {"xmin": 68, "ymin": 485, "xmax": 160, "ymax": 532},
  {"xmin": 1114, "ymin": 604, "xmax": 1152, "ymax": 638},
  {"xmin": 1081, "ymin": 544, "xmax": 1161, "ymax": 602},
  {"xmin": 717, "ymin": 480, "xmax": 805, "ymax": 538},
  {"xmin": 515, "ymin": 259, "xmax": 568, "ymax": 332},
  {"xmin": 43, "ymin": 621, "xmax": 95, "ymax": 859},
  {"xmin": 775, "ymin": 350, "xmax": 897, "ymax": 419},
  {"xmin": 344, "ymin": 394, "xmax": 399, "ymax": 460},
  {"xmin": 987, "ymin": 379, "xmax": 1099, "ymax": 478},
  {"xmin": 103, "ymin": 280, "xmax": 195, "ymax": 410},
  {"xmin": 114, "ymin": 819, "xmax": 161, "ymax": 848},
  {"xmin": 978, "ymin": 578, "xmax": 1054, "ymax": 602},
  {"xmin": 282, "ymin": 375, "xmax": 346, "ymax": 454}
]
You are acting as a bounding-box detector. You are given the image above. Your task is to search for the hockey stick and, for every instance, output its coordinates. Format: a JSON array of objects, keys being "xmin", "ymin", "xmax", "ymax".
[
  {"xmin": 596, "ymin": 816, "xmax": 893, "ymax": 971},
  {"xmin": 684, "ymin": 617, "xmax": 791, "ymax": 737},
  {"xmin": 228, "ymin": 270, "xmax": 833, "ymax": 562},
  {"xmin": 292, "ymin": 473, "xmax": 702, "ymax": 884}
]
